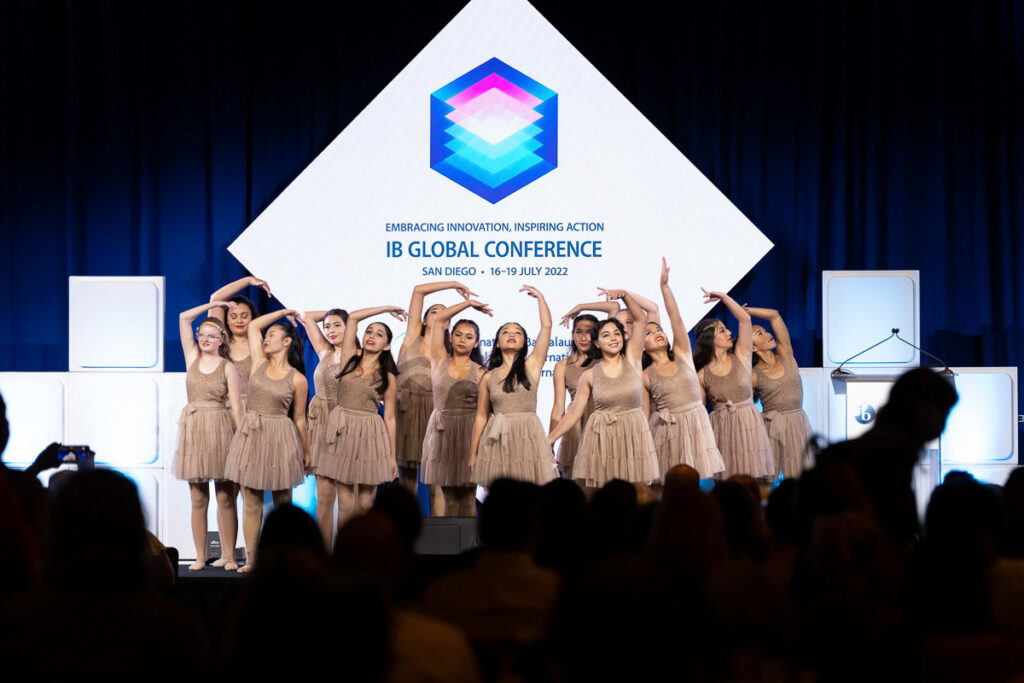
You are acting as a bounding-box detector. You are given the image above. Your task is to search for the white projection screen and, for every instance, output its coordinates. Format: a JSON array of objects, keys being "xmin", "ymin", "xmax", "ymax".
[{"xmin": 229, "ymin": 0, "xmax": 773, "ymax": 417}]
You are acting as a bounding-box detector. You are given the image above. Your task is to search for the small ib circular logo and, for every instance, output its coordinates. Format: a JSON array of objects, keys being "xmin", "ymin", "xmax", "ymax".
[{"xmin": 853, "ymin": 403, "xmax": 876, "ymax": 425}]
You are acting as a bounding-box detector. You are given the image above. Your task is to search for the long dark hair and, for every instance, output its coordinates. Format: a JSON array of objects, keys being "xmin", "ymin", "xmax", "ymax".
[
  {"xmin": 583, "ymin": 319, "xmax": 625, "ymax": 367},
  {"xmin": 568, "ymin": 314, "xmax": 598, "ymax": 359},
  {"xmin": 325, "ymin": 308, "xmax": 360, "ymax": 350},
  {"xmin": 452, "ymin": 319, "xmax": 485, "ymax": 365},
  {"xmin": 692, "ymin": 319, "xmax": 721, "ymax": 373},
  {"xmin": 419, "ymin": 304, "xmax": 452, "ymax": 355},
  {"xmin": 269, "ymin": 321, "xmax": 305, "ymax": 375},
  {"xmin": 488, "ymin": 322, "xmax": 530, "ymax": 393},
  {"xmin": 338, "ymin": 321, "xmax": 399, "ymax": 395},
  {"xmin": 640, "ymin": 322, "xmax": 676, "ymax": 369}
]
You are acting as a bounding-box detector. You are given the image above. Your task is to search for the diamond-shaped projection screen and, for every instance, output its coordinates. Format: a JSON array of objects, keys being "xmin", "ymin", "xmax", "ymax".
[
  {"xmin": 431, "ymin": 58, "xmax": 557, "ymax": 203},
  {"xmin": 229, "ymin": 0, "xmax": 773, "ymax": 371}
]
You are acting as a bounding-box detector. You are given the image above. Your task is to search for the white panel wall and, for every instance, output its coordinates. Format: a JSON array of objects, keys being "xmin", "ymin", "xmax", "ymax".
[{"xmin": 0, "ymin": 373, "xmax": 66, "ymax": 464}]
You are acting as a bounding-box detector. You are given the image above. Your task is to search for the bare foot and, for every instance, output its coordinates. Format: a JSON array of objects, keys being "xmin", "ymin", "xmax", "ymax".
[
  {"xmin": 237, "ymin": 563, "xmax": 252, "ymax": 574},
  {"xmin": 188, "ymin": 560, "xmax": 206, "ymax": 571},
  {"xmin": 224, "ymin": 560, "xmax": 238, "ymax": 571},
  {"xmin": 211, "ymin": 557, "xmax": 229, "ymax": 568}
]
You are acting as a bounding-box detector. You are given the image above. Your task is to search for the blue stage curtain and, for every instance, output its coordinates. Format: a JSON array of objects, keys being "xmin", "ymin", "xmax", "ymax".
[{"xmin": 1, "ymin": 0, "xmax": 1021, "ymax": 396}]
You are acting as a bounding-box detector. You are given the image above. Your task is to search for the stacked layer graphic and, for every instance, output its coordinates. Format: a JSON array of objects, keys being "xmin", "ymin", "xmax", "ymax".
[{"xmin": 431, "ymin": 58, "xmax": 558, "ymax": 203}]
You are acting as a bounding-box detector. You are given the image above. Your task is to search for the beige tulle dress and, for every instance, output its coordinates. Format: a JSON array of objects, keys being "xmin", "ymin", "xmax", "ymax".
[
  {"xmin": 420, "ymin": 358, "xmax": 481, "ymax": 487},
  {"xmin": 556, "ymin": 360, "xmax": 595, "ymax": 479},
  {"xmin": 473, "ymin": 371, "xmax": 556, "ymax": 487},
  {"xmin": 701, "ymin": 358, "xmax": 775, "ymax": 479},
  {"xmin": 321, "ymin": 370, "xmax": 393, "ymax": 485},
  {"xmin": 224, "ymin": 361, "xmax": 305, "ymax": 490},
  {"xmin": 232, "ymin": 356, "xmax": 252, "ymax": 407},
  {"xmin": 174, "ymin": 359, "xmax": 236, "ymax": 482},
  {"xmin": 396, "ymin": 341, "xmax": 434, "ymax": 468},
  {"xmin": 754, "ymin": 356, "xmax": 813, "ymax": 478},
  {"xmin": 647, "ymin": 356, "xmax": 725, "ymax": 479},
  {"xmin": 573, "ymin": 362, "xmax": 660, "ymax": 487},
  {"xmin": 307, "ymin": 352, "xmax": 341, "ymax": 475}
]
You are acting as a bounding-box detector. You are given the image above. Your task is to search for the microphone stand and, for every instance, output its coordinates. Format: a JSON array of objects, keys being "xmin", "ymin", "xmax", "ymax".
[
  {"xmin": 832, "ymin": 329, "xmax": 897, "ymax": 376},
  {"xmin": 832, "ymin": 328, "xmax": 956, "ymax": 376}
]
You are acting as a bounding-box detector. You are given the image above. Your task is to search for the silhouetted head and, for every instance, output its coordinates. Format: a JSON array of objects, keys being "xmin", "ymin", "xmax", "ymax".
[
  {"xmin": 258, "ymin": 503, "xmax": 325, "ymax": 561},
  {"xmin": 663, "ymin": 464, "xmax": 701, "ymax": 499},
  {"xmin": 0, "ymin": 391, "xmax": 8, "ymax": 456},
  {"xmin": 875, "ymin": 368, "xmax": 959, "ymax": 443},
  {"xmin": 478, "ymin": 478, "xmax": 542, "ymax": 551},
  {"xmin": 45, "ymin": 469, "xmax": 148, "ymax": 591},
  {"xmin": 334, "ymin": 512, "xmax": 404, "ymax": 595},
  {"xmin": 371, "ymin": 482, "xmax": 422, "ymax": 556}
]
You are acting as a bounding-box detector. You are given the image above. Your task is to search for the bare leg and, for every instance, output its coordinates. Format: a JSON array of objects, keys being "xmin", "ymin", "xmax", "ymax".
[
  {"xmin": 239, "ymin": 486, "xmax": 264, "ymax": 573},
  {"xmin": 457, "ymin": 486, "xmax": 477, "ymax": 517},
  {"xmin": 398, "ymin": 465, "xmax": 418, "ymax": 493},
  {"xmin": 212, "ymin": 480, "xmax": 239, "ymax": 570},
  {"xmin": 337, "ymin": 483, "xmax": 358, "ymax": 528},
  {"xmin": 561, "ymin": 465, "xmax": 573, "ymax": 481},
  {"xmin": 188, "ymin": 482, "xmax": 210, "ymax": 570},
  {"xmin": 441, "ymin": 486, "xmax": 460, "ymax": 517},
  {"xmin": 428, "ymin": 484, "xmax": 444, "ymax": 517},
  {"xmin": 357, "ymin": 484, "xmax": 377, "ymax": 513},
  {"xmin": 316, "ymin": 475, "xmax": 337, "ymax": 551}
]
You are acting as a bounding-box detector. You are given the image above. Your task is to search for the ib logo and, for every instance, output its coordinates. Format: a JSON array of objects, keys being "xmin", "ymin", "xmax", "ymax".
[
  {"xmin": 430, "ymin": 58, "xmax": 558, "ymax": 204},
  {"xmin": 853, "ymin": 403, "xmax": 876, "ymax": 425}
]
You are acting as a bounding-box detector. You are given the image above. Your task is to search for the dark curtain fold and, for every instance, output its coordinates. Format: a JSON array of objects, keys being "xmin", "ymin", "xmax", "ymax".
[{"xmin": 1, "ymin": 1, "xmax": 1020, "ymax": 409}]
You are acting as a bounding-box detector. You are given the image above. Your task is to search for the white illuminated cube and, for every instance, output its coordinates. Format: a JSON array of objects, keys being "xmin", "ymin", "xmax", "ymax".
[{"xmin": 69, "ymin": 276, "xmax": 164, "ymax": 371}]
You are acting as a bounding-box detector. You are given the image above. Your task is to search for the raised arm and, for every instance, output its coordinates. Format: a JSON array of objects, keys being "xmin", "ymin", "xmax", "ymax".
[
  {"xmin": 621, "ymin": 292, "xmax": 650, "ymax": 361},
  {"xmin": 247, "ymin": 309, "xmax": 299, "ymax": 371},
  {"xmin": 559, "ymin": 301, "xmax": 620, "ymax": 328},
  {"xmin": 300, "ymin": 310, "xmax": 332, "ymax": 357},
  {"xmin": 659, "ymin": 258, "xmax": 692, "ymax": 357},
  {"xmin": 343, "ymin": 305, "xmax": 409, "ymax": 364},
  {"xmin": 179, "ymin": 301, "xmax": 232, "ymax": 364},
  {"xmin": 403, "ymin": 281, "xmax": 475, "ymax": 351},
  {"xmin": 629, "ymin": 290, "xmax": 661, "ymax": 325},
  {"xmin": 599, "ymin": 288, "xmax": 654, "ymax": 361},
  {"xmin": 744, "ymin": 305, "xmax": 794, "ymax": 360},
  {"xmin": 206, "ymin": 276, "xmax": 271, "ymax": 322},
  {"xmin": 429, "ymin": 300, "xmax": 493, "ymax": 366},
  {"xmin": 522, "ymin": 286, "xmax": 552, "ymax": 378},
  {"xmin": 468, "ymin": 372, "xmax": 492, "ymax": 471},
  {"xmin": 703, "ymin": 289, "xmax": 752, "ymax": 361},
  {"xmin": 548, "ymin": 372, "xmax": 593, "ymax": 444}
]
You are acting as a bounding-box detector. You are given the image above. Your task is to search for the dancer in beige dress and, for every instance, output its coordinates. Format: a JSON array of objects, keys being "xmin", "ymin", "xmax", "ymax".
[
  {"xmin": 207, "ymin": 276, "xmax": 273, "ymax": 407},
  {"xmin": 549, "ymin": 290, "xmax": 660, "ymax": 488},
  {"xmin": 746, "ymin": 305, "xmax": 814, "ymax": 478},
  {"xmin": 175, "ymin": 302, "xmax": 244, "ymax": 570},
  {"xmin": 322, "ymin": 304, "xmax": 407, "ymax": 527},
  {"xmin": 642, "ymin": 259, "xmax": 725, "ymax": 481},
  {"xmin": 470, "ymin": 286, "xmax": 556, "ymax": 487},
  {"xmin": 299, "ymin": 308, "xmax": 351, "ymax": 548},
  {"xmin": 421, "ymin": 299, "xmax": 491, "ymax": 515},
  {"xmin": 549, "ymin": 313, "xmax": 598, "ymax": 479},
  {"xmin": 693, "ymin": 291, "xmax": 774, "ymax": 480},
  {"xmin": 561, "ymin": 293, "xmax": 661, "ymax": 342},
  {"xmin": 224, "ymin": 309, "xmax": 309, "ymax": 571},
  {"xmin": 396, "ymin": 281, "xmax": 476, "ymax": 514}
]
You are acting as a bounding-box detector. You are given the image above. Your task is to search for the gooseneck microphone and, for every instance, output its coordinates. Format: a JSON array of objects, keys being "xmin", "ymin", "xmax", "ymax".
[{"xmin": 832, "ymin": 328, "xmax": 956, "ymax": 376}]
